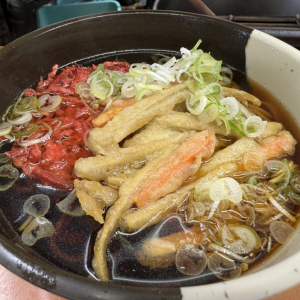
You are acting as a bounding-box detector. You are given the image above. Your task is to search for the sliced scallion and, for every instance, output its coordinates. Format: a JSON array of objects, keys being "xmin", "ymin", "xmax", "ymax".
[
  {"xmin": 0, "ymin": 122, "xmax": 12, "ymax": 136},
  {"xmin": 175, "ymin": 244, "xmax": 207, "ymax": 275},
  {"xmin": 11, "ymin": 123, "xmax": 38, "ymax": 137},
  {"xmin": 23, "ymin": 194, "xmax": 50, "ymax": 217},
  {"xmin": 0, "ymin": 153, "xmax": 10, "ymax": 165},
  {"xmin": 57, "ymin": 190, "xmax": 85, "ymax": 217},
  {"xmin": 7, "ymin": 112, "xmax": 32, "ymax": 125},
  {"xmin": 0, "ymin": 164, "xmax": 19, "ymax": 191},
  {"xmin": 38, "ymin": 94, "xmax": 62, "ymax": 112},
  {"xmin": 13, "ymin": 96, "xmax": 38, "ymax": 115},
  {"xmin": 21, "ymin": 216, "xmax": 55, "ymax": 246},
  {"xmin": 208, "ymin": 252, "xmax": 242, "ymax": 280}
]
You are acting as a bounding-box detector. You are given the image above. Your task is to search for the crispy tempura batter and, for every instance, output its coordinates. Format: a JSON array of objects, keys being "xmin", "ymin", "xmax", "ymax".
[
  {"xmin": 120, "ymin": 162, "xmax": 237, "ymax": 232},
  {"xmin": 92, "ymin": 131, "xmax": 217, "ymax": 281},
  {"xmin": 74, "ymin": 179, "xmax": 118, "ymax": 206},
  {"xmin": 92, "ymin": 145, "xmax": 178, "ymax": 281},
  {"xmin": 74, "ymin": 132, "xmax": 190, "ymax": 181},
  {"xmin": 87, "ymin": 83, "xmax": 190, "ymax": 154},
  {"xmin": 124, "ymin": 112, "xmax": 283, "ymax": 147},
  {"xmin": 222, "ymin": 86, "xmax": 261, "ymax": 106},
  {"xmin": 199, "ymin": 130, "xmax": 296, "ymax": 177},
  {"xmin": 132, "ymin": 131, "xmax": 217, "ymax": 208}
]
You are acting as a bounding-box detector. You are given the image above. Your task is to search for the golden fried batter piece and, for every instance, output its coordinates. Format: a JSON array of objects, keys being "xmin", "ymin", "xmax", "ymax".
[
  {"xmin": 88, "ymin": 83, "xmax": 190, "ymax": 154},
  {"xmin": 222, "ymin": 86, "xmax": 261, "ymax": 106},
  {"xmin": 92, "ymin": 98, "xmax": 135, "ymax": 128}
]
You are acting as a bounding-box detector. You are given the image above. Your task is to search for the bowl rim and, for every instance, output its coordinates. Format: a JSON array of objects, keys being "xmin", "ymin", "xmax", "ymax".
[{"xmin": 0, "ymin": 10, "xmax": 300, "ymax": 300}]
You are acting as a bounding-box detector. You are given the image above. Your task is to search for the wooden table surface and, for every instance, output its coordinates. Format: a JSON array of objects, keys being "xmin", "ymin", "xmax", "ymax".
[{"xmin": 0, "ymin": 264, "xmax": 299, "ymax": 300}]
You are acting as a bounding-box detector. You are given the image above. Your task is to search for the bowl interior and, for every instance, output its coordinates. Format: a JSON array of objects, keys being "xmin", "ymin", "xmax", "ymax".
[{"xmin": 0, "ymin": 10, "xmax": 300, "ymax": 300}]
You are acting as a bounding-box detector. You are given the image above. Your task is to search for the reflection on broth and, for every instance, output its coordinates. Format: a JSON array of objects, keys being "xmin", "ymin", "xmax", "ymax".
[{"xmin": 0, "ymin": 41, "xmax": 300, "ymax": 287}]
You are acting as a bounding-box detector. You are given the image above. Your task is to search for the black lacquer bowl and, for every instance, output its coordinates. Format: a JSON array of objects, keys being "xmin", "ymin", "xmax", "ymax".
[{"xmin": 1, "ymin": 10, "xmax": 300, "ymax": 300}]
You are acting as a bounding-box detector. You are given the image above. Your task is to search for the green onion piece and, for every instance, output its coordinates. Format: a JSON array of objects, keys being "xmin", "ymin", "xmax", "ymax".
[
  {"xmin": 57, "ymin": 190, "xmax": 85, "ymax": 217},
  {"xmin": 229, "ymin": 120, "xmax": 246, "ymax": 136},
  {"xmin": 0, "ymin": 164, "xmax": 19, "ymax": 191},
  {"xmin": 13, "ymin": 96, "xmax": 38, "ymax": 115},
  {"xmin": 88, "ymin": 63, "xmax": 104, "ymax": 79},
  {"xmin": 21, "ymin": 216, "xmax": 55, "ymax": 246},
  {"xmin": 11, "ymin": 123, "xmax": 38, "ymax": 137},
  {"xmin": 2, "ymin": 104, "xmax": 14, "ymax": 122},
  {"xmin": 38, "ymin": 95, "xmax": 62, "ymax": 112},
  {"xmin": 0, "ymin": 122, "xmax": 12, "ymax": 136},
  {"xmin": 92, "ymin": 103, "xmax": 99, "ymax": 109},
  {"xmin": 198, "ymin": 103, "xmax": 218, "ymax": 124},
  {"xmin": 270, "ymin": 220, "xmax": 295, "ymax": 244},
  {"xmin": 290, "ymin": 171, "xmax": 300, "ymax": 193},
  {"xmin": 207, "ymin": 228, "xmax": 223, "ymax": 246},
  {"xmin": 248, "ymin": 176, "xmax": 257, "ymax": 185},
  {"xmin": 246, "ymin": 206, "xmax": 256, "ymax": 226},
  {"xmin": 18, "ymin": 215, "xmax": 34, "ymax": 232},
  {"xmin": 23, "ymin": 194, "xmax": 51, "ymax": 217},
  {"xmin": 0, "ymin": 153, "xmax": 10, "ymax": 165},
  {"xmin": 208, "ymin": 252, "xmax": 242, "ymax": 280},
  {"xmin": 175, "ymin": 244, "xmax": 207, "ymax": 276},
  {"xmin": 289, "ymin": 190, "xmax": 300, "ymax": 203},
  {"xmin": 135, "ymin": 88, "xmax": 153, "ymax": 101}
]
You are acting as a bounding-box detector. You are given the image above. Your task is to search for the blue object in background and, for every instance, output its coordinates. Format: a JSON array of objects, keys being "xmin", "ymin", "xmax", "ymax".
[
  {"xmin": 56, "ymin": 0, "xmax": 86, "ymax": 5},
  {"xmin": 37, "ymin": 0, "xmax": 121, "ymax": 28}
]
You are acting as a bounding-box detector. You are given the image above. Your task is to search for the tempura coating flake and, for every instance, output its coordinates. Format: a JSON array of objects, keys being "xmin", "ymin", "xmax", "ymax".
[
  {"xmin": 199, "ymin": 130, "xmax": 296, "ymax": 177},
  {"xmin": 74, "ymin": 132, "xmax": 189, "ymax": 181},
  {"xmin": 87, "ymin": 83, "xmax": 190, "ymax": 154},
  {"xmin": 92, "ymin": 131, "xmax": 217, "ymax": 281},
  {"xmin": 74, "ymin": 179, "xmax": 118, "ymax": 206},
  {"xmin": 120, "ymin": 162, "xmax": 238, "ymax": 233},
  {"xmin": 222, "ymin": 86, "xmax": 261, "ymax": 106},
  {"xmin": 75, "ymin": 188, "xmax": 106, "ymax": 224}
]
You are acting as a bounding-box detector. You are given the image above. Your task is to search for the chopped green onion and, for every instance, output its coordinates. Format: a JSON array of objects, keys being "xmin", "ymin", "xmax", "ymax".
[
  {"xmin": 7, "ymin": 112, "xmax": 32, "ymax": 125},
  {"xmin": 220, "ymin": 97, "xmax": 239, "ymax": 120},
  {"xmin": 0, "ymin": 122, "xmax": 12, "ymax": 136},
  {"xmin": 88, "ymin": 63, "xmax": 104, "ymax": 80},
  {"xmin": 270, "ymin": 220, "xmax": 294, "ymax": 244},
  {"xmin": 175, "ymin": 244, "xmax": 207, "ymax": 276},
  {"xmin": 135, "ymin": 88, "xmax": 153, "ymax": 101},
  {"xmin": 38, "ymin": 95, "xmax": 62, "ymax": 112},
  {"xmin": 209, "ymin": 177, "xmax": 242, "ymax": 203},
  {"xmin": 23, "ymin": 194, "xmax": 50, "ymax": 217},
  {"xmin": 208, "ymin": 252, "xmax": 242, "ymax": 280},
  {"xmin": 197, "ymin": 103, "xmax": 218, "ymax": 124},
  {"xmin": 57, "ymin": 190, "xmax": 85, "ymax": 217},
  {"xmin": 13, "ymin": 96, "xmax": 38, "ymax": 115},
  {"xmin": 0, "ymin": 153, "xmax": 10, "ymax": 165},
  {"xmin": 290, "ymin": 170, "xmax": 300, "ymax": 193},
  {"xmin": 0, "ymin": 164, "xmax": 19, "ymax": 191},
  {"xmin": 186, "ymin": 94, "xmax": 207, "ymax": 115},
  {"xmin": 21, "ymin": 216, "xmax": 55, "ymax": 246},
  {"xmin": 229, "ymin": 120, "xmax": 246, "ymax": 136},
  {"xmin": 248, "ymin": 176, "xmax": 257, "ymax": 185},
  {"xmin": 222, "ymin": 225, "xmax": 260, "ymax": 254},
  {"xmin": 2, "ymin": 104, "xmax": 14, "ymax": 122},
  {"xmin": 244, "ymin": 115, "xmax": 267, "ymax": 138},
  {"xmin": 11, "ymin": 123, "xmax": 38, "ymax": 137}
]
